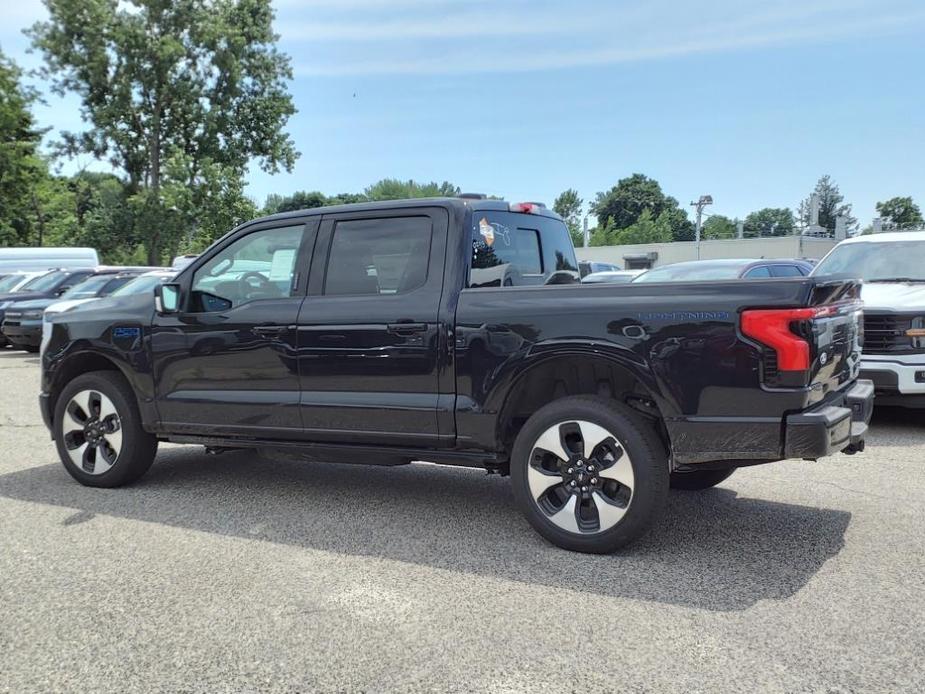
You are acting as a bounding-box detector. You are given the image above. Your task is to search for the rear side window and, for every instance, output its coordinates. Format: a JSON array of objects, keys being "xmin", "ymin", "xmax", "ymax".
[
  {"xmin": 324, "ymin": 217, "xmax": 432, "ymax": 296},
  {"xmin": 770, "ymin": 264, "xmax": 805, "ymax": 277},
  {"xmin": 743, "ymin": 266, "xmax": 772, "ymax": 279},
  {"xmin": 470, "ymin": 211, "xmax": 578, "ymax": 288}
]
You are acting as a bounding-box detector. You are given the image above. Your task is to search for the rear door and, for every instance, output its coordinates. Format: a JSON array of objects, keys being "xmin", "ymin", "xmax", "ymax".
[{"xmin": 296, "ymin": 207, "xmax": 450, "ymax": 444}]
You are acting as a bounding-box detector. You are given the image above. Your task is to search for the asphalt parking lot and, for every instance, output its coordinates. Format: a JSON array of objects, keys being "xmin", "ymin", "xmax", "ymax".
[{"xmin": 0, "ymin": 349, "xmax": 923, "ymax": 693}]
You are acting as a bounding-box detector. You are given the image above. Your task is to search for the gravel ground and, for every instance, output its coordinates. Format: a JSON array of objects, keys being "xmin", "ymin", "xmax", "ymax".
[{"xmin": 0, "ymin": 348, "xmax": 923, "ymax": 693}]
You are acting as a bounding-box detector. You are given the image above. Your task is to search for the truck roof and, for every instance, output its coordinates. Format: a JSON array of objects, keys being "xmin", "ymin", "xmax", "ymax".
[
  {"xmin": 258, "ymin": 196, "xmax": 564, "ymax": 225},
  {"xmin": 837, "ymin": 230, "xmax": 925, "ymax": 245}
]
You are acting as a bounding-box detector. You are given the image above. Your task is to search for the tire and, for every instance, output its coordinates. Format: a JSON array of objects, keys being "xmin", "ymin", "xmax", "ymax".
[
  {"xmin": 510, "ymin": 395, "xmax": 669, "ymax": 553},
  {"xmin": 53, "ymin": 370, "xmax": 158, "ymax": 488},
  {"xmin": 669, "ymin": 467, "xmax": 736, "ymax": 490}
]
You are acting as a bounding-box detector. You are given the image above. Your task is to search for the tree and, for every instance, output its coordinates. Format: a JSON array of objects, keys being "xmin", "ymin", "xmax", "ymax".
[
  {"xmin": 591, "ymin": 173, "xmax": 693, "ymax": 242},
  {"xmin": 364, "ymin": 178, "xmax": 460, "ymax": 200},
  {"xmin": 744, "ymin": 208, "xmax": 795, "ymax": 237},
  {"xmin": 797, "ymin": 175, "xmax": 857, "ymax": 234},
  {"xmin": 29, "ymin": 0, "xmax": 298, "ymax": 263},
  {"xmin": 264, "ymin": 191, "xmax": 329, "ymax": 215},
  {"xmin": 876, "ymin": 196, "xmax": 923, "ymax": 227},
  {"xmin": 612, "ymin": 209, "xmax": 673, "ymax": 245},
  {"xmin": 553, "ymin": 188, "xmax": 584, "ymax": 247},
  {"xmin": 0, "ymin": 51, "xmax": 48, "ymax": 246},
  {"xmin": 701, "ymin": 215, "xmax": 737, "ymax": 240}
]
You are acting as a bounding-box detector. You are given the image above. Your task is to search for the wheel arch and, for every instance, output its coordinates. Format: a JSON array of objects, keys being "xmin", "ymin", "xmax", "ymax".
[
  {"xmin": 493, "ymin": 347, "xmax": 672, "ymax": 459},
  {"xmin": 46, "ymin": 351, "xmax": 139, "ymax": 430}
]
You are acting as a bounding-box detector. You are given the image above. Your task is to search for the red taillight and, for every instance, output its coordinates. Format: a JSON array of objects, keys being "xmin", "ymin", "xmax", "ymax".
[
  {"xmin": 509, "ymin": 202, "xmax": 537, "ymax": 213},
  {"xmin": 741, "ymin": 307, "xmax": 816, "ymax": 371}
]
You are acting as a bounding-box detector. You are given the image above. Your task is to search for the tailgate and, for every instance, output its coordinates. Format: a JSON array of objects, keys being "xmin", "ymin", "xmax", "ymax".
[{"xmin": 742, "ymin": 279, "xmax": 863, "ymax": 393}]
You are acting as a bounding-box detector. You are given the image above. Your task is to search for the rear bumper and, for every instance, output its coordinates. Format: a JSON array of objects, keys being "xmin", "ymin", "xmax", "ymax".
[
  {"xmin": 669, "ymin": 380, "xmax": 874, "ymax": 465},
  {"xmin": 783, "ymin": 379, "xmax": 873, "ymax": 458}
]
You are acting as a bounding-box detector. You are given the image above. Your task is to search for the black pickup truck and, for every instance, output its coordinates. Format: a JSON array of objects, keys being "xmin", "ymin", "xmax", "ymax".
[{"xmin": 40, "ymin": 198, "xmax": 873, "ymax": 552}]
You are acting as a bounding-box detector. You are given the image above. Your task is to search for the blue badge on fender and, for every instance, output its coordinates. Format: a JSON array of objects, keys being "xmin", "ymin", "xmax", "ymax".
[{"xmin": 113, "ymin": 327, "xmax": 141, "ymax": 338}]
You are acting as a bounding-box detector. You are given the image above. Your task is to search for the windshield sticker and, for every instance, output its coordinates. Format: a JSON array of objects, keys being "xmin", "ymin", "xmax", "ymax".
[{"xmin": 479, "ymin": 218, "xmax": 495, "ymax": 247}]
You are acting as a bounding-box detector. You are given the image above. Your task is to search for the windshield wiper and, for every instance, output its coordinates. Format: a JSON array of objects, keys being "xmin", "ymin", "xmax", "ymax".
[{"xmin": 867, "ymin": 277, "xmax": 925, "ymax": 283}]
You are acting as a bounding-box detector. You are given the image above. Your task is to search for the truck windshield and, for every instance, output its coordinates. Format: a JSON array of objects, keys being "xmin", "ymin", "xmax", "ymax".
[
  {"xmin": 21, "ymin": 271, "xmax": 66, "ymax": 292},
  {"xmin": 469, "ymin": 211, "xmax": 578, "ymax": 288},
  {"xmin": 813, "ymin": 240, "xmax": 925, "ymax": 282},
  {"xmin": 62, "ymin": 275, "xmax": 114, "ymax": 299}
]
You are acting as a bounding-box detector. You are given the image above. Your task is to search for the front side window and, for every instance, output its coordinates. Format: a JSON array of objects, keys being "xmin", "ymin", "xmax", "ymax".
[
  {"xmin": 324, "ymin": 217, "xmax": 432, "ymax": 296},
  {"xmin": 469, "ymin": 211, "xmax": 578, "ymax": 288},
  {"xmin": 191, "ymin": 225, "xmax": 305, "ymax": 312}
]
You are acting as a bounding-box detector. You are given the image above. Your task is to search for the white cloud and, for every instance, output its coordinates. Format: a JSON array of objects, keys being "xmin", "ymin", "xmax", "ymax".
[{"xmin": 287, "ymin": 0, "xmax": 925, "ymax": 76}]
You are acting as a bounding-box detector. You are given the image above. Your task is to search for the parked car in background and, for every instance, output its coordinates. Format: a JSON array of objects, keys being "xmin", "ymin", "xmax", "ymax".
[
  {"xmin": 0, "ymin": 247, "xmax": 99, "ymax": 273},
  {"xmin": 0, "ymin": 269, "xmax": 98, "ymax": 347},
  {"xmin": 171, "ymin": 254, "xmax": 199, "ymax": 270},
  {"xmin": 633, "ymin": 258, "xmax": 814, "ymax": 283},
  {"xmin": 0, "ymin": 271, "xmax": 49, "ymax": 295},
  {"xmin": 812, "ymin": 231, "xmax": 925, "ymax": 408},
  {"xmin": 2, "ymin": 268, "xmax": 160, "ymax": 351},
  {"xmin": 578, "ymin": 260, "xmax": 622, "ymax": 278},
  {"xmin": 581, "ymin": 270, "xmax": 644, "ymax": 284}
]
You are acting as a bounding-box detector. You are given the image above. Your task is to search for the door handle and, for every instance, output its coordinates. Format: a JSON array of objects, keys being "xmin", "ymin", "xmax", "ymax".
[
  {"xmin": 387, "ymin": 323, "xmax": 428, "ymax": 335},
  {"xmin": 253, "ymin": 325, "xmax": 289, "ymax": 338}
]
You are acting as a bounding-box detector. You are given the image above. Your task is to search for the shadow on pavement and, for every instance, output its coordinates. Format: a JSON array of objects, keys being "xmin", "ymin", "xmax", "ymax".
[{"xmin": 0, "ymin": 448, "xmax": 850, "ymax": 612}]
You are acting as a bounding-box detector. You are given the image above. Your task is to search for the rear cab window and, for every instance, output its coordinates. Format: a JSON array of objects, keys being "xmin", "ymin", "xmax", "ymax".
[{"xmin": 469, "ymin": 211, "xmax": 578, "ymax": 288}]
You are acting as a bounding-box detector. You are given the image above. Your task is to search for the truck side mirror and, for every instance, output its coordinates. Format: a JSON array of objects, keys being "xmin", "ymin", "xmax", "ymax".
[{"xmin": 155, "ymin": 283, "xmax": 180, "ymax": 314}]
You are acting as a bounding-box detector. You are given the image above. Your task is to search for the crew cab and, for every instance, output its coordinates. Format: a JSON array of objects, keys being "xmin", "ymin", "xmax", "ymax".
[
  {"xmin": 40, "ymin": 198, "xmax": 873, "ymax": 552},
  {"xmin": 812, "ymin": 231, "xmax": 925, "ymax": 407}
]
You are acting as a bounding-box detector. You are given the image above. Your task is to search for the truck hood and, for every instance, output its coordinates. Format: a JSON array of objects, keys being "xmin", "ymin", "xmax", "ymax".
[
  {"xmin": 3, "ymin": 297, "xmax": 56, "ymax": 311},
  {"xmin": 861, "ymin": 282, "xmax": 925, "ymax": 312},
  {"xmin": 44, "ymin": 298, "xmax": 99, "ymax": 315}
]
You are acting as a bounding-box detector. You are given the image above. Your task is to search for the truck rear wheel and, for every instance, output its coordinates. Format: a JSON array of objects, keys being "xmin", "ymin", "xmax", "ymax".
[
  {"xmin": 510, "ymin": 396, "xmax": 669, "ymax": 553},
  {"xmin": 669, "ymin": 468, "xmax": 736, "ymax": 490},
  {"xmin": 53, "ymin": 371, "xmax": 158, "ymax": 488}
]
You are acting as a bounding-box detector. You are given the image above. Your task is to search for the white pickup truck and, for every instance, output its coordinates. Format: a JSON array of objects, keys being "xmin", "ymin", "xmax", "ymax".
[{"xmin": 813, "ymin": 231, "xmax": 925, "ymax": 407}]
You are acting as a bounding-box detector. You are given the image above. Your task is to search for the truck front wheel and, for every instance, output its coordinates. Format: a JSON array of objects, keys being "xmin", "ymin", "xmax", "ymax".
[
  {"xmin": 510, "ymin": 396, "xmax": 669, "ymax": 553},
  {"xmin": 53, "ymin": 371, "xmax": 158, "ymax": 488}
]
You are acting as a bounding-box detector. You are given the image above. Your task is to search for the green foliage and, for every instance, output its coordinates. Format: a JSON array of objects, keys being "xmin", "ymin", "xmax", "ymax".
[
  {"xmin": 0, "ymin": 52, "xmax": 49, "ymax": 246},
  {"xmin": 364, "ymin": 178, "xmax": 460, "ymax": 200},
  {"xmin": 553, "ymin": 188, "xmax": 584, "ymax": 247},
  {"xmin": 613, "ymin": 209, "xmax": 673, "ymax": 245},
  {"xmin": 701, "ymin": 215, "xmax": 737, "ymax": 240},
  {"xmin": 29, "ymin": 0, "xmax": 298, "ymax": 263},
  {"xmin": 591, "ymin": 173, "xmax": 693, "ymax": 242},
  {"xmin": 876, "ymin": 196, "xmax": 923, "ymax": 227},
  {"xmin": 264, "ymin": 191, "xmax": 328, "ymax": 215},
  {"xmin": 743, "ymin": 208, "xmax": 794, "ymax": 237},
  {"xmin": 797, "ymin": 175, "xmax": 857, "ymax": 234}
]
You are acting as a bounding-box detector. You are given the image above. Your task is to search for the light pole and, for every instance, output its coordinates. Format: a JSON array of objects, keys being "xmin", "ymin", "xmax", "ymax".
[{"xmin": 691, "ymin": 195, "xmax": 713, "ymax": 259}]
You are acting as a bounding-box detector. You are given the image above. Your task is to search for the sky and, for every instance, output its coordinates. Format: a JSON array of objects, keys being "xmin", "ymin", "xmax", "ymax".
[{"xmin": 1, "ymin": 0, "xmax": 924, "ymax": 226}]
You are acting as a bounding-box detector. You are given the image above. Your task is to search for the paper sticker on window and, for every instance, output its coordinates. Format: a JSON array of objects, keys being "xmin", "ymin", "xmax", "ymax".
[
  {"xmin": 268, "ymin": 248, "xmax": 296, "ymax": 281},
  {"xmin": 479, "ymin": 218, "xmax": 495, "ymax": 246}
]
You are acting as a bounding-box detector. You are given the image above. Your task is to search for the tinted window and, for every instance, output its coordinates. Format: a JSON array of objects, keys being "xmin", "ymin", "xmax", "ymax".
[
  {"xmin": 634, "ymin": 263, "xmax": 745, "ymax": 282},
  {"xmin": 743, "ymin": 266, "xmax": 772, "ymax": 278},
  {"xmin": 470, "ymin": 211, "xmax": 578, "ymax": 288},
  {"xmin": 325, "ymin": 217, "xmax": 431, "ymax": 296},
  {"xmin": 191, "ymin": 225, "xmax": 305, "ymax": 311},
  {"xmin": 770, "ymin": 264, "xmax": 805, "ymax": 277},
  {"xmin": 61, "ymin": 275, "xmax": 113, "ymax": 299},
  {"xmin": 21, "ymin": 271, "xmax": 66, "ymax": 292}
]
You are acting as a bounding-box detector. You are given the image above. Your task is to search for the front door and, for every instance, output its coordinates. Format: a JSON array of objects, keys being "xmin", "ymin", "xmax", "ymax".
[
  {"xmin": 151, "ymin": 220, "xmax": 315, "ymax": 438},
  {"xmin": 296, "ymin": 207, "xmax": 450, "ymax": 445}
]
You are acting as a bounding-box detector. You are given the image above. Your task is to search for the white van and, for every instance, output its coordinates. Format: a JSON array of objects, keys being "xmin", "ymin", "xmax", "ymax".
[
  {"xmin": 0, "ymin": 247, "xmax": 100, "ymax": 273},
  {"xmin": 812, "ymin": 231, "xmax": 925, "ymax": 407}
]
